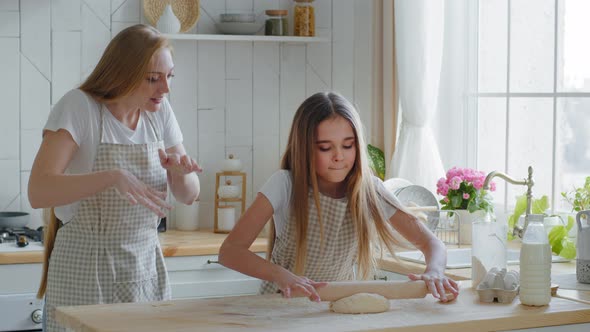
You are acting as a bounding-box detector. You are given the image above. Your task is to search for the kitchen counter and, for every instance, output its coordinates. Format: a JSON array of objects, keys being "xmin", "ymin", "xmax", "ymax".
[
  {"xmin": 0, "ymin": 230, "xmax": 267, "ymax": 264},
  {"xmin": 55, "ymin": 280, "xmax": 590, "ymax": 332}
]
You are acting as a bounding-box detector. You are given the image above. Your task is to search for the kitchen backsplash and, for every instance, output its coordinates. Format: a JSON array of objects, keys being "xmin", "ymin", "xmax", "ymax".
[{"xmin": 0, "ymin": 0, "xmax": 377, "ymax": 230}]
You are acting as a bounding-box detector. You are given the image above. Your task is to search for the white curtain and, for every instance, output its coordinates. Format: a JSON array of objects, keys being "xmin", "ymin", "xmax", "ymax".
[{"xmin": 390, "ymin": 0, "xmax": 445, "ymax": 194}]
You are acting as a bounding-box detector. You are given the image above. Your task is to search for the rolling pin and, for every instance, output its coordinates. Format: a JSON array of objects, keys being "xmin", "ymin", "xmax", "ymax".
[{"xmin": 316, "ymin": 280, "xmax": 429, "ymax": 301}]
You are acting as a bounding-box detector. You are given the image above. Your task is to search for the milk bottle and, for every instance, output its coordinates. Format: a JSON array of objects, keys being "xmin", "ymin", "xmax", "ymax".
[{"xmin": 519, "ymin": 214, "xmax": 551, "ymax": 306}]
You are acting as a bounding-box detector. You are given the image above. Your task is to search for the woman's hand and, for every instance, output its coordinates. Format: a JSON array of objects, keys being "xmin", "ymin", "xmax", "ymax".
[
  {"xmin": 113, "ymin": 169, "xmax": 173, "ymax": 218},
  {"xmin": 408, "ymin": 271, "xmax": 459, "ymax": 302},
  {"xmin": 158, "ymin": 149, "xmax": 202, "ymax": 175},
  {"xmin": 273, "ymin": 267, "xmax": 327, "ymax": 302}
]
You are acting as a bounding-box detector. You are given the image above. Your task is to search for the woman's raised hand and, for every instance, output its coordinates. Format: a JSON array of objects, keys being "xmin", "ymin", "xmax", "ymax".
[
  {"xmin": 158, "ymin": 149, "xmax": 203, "ymax": 175},
  {"xmin": 114, "ymin": 169, "xmax": 173, "ymax": 218},
  {"xmin": 274, "ymin": 267, "xmax": 327, "ymax": 302}
]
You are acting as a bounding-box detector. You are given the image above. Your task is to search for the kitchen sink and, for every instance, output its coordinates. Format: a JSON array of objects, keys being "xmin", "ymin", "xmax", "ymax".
[{"xmin": 396, "ymin": 248, "xmax": 569, "ymax": 269}]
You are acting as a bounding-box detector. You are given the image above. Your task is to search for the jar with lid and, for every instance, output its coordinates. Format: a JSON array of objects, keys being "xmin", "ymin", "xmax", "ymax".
[
  {"xmin": 265, "ymin": 10, "xmax": 288, "ymax": 36},
  {"xmin": 293, "ymin": 0, "xmax": 315, "ymax": 37}
]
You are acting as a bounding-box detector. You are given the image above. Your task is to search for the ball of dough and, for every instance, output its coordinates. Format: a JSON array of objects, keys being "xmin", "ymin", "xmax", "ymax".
[{"xmin": 329, "ymin": 293, "xmax": 390, "ymax": 314}]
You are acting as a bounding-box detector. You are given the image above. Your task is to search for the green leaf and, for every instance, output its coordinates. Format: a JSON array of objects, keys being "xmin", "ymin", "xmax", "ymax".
[
  {"xmin": 559, "ymin": 238, "xmax": 576, "ymax": 259},
  {"xmin": 548, "ymin": 225, "xmax": 568, "ymax": 255},
  {"xmin": 532, "ymin": 195, "xmax": 549, "ymax": 214},
  {"xmin": 567, "ymin": 215, "xmax": 575, "ymax": 232},
  {"xmin": 367, "ymin": 144, "xmax": 385, "ymax": 180}
]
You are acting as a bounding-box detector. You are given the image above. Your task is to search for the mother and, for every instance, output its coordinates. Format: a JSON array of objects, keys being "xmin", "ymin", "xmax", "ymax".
[{"xmin": 28, "ymin": 24, "xmax": 201, "ymax": 331}]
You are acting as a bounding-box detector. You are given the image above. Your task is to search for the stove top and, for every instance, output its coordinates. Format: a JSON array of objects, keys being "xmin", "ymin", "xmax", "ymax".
[{"xmin": 0, "ymin": 227, "xmax": 43, "ymax": 246}]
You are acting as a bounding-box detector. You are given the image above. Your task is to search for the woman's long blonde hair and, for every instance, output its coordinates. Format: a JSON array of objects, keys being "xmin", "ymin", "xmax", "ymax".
[
  {"xmin": 266, "ymin": 92, "xmax": 404, "ymax": 280},
  {"xmin": 80, "ymin": 24, "xmax": 171, "ymax": 102},
  {"xmin": 37, "ymin": 24, "xmax": 171, "ymax": 299}
]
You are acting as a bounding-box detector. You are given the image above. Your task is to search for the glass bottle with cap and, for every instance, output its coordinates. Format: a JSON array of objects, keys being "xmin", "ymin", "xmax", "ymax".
[
  {"xmin": 265, "ymin": 10, "xmax": 288, "ymax": 36},
  {"xmin": 293, "ymin": 0, "xmax": 315, "ymax": 37},
  {"xmin": 519, "ymin": 214, "xmax": 552, "ymax": 306}
]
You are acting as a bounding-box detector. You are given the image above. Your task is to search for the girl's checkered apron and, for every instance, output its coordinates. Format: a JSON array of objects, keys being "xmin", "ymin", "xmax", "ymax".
[
  {"xmin": 260, "ymin": 192, "xmax": 357, "ymax": 294},
  {"xmin": 44, "ymin": 107, "xmax": 170, "ymax": 331}
]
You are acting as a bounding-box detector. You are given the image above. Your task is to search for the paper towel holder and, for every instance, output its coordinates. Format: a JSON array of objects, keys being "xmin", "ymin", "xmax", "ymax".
[{"xmin": 214, "ymin": 171, "xmax": 246, "ymax": 233}]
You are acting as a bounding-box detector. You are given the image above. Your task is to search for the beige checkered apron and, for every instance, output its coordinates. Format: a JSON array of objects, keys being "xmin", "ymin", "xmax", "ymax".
[
  {"xmin": 44, "ymin": 107, "xmax": 170, "ymax": 331},
  {"xmin": 260, "ymin": 191, "xmax": 357, "ymax": 294}
]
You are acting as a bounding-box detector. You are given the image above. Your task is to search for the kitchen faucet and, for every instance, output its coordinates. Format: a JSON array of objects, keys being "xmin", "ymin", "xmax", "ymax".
[{"xmin": 482, "ymin": 166, "xmax": 535, "ymax": 238}]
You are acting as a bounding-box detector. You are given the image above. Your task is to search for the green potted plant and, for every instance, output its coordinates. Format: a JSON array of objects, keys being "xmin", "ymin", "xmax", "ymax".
[
  {"xmin": 507, "ymin": 194, "xmax": 576, "ymax": 259},
  {"xmin": 561, "ymin": 176, "xmax": 590, "ymax": 213}
]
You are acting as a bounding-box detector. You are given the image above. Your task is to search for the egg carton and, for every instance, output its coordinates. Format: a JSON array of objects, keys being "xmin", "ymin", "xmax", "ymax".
[
  {"xmin": 476, "ymin": 284, "xmax": 519, "ymax": 303},
  {"xmin": 476, "ymin": 268, "xmax": 520, "ymax": 303}
]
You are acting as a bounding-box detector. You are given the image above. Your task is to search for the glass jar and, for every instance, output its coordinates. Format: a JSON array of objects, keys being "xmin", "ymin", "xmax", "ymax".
[
  {"xmin": 293, "ymin": 0, "xmax": 315, "ymax": 37},
  {"xmin": 265, "ymin": 10, "xmax": 288, "ymax": 36}
]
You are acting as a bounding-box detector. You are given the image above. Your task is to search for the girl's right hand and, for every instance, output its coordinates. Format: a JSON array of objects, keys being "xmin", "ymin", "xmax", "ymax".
[
  {"xmin": 273, "ymin": 267, "xmax": 327, "ymax": 302},
  {"xmin": 113, "ymin": 169, "xmax": 173, "ymax": 218}
]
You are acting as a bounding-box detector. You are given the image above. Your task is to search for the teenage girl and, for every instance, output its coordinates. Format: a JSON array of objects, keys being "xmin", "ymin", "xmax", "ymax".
[{"xmin": 219, "ymin": 92, "xmax": 458, "ymax": 302}]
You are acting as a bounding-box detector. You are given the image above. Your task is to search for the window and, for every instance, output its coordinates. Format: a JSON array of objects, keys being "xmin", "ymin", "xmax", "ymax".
[{"xmin": 474, "ymin": 0, "xmax": 590, "ymax": 212}]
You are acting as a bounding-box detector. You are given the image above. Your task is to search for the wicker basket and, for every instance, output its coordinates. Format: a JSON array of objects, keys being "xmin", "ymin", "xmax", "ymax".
[{"xmin": 143, "ymin": 0, "xmax": 200, "ymax": 33}]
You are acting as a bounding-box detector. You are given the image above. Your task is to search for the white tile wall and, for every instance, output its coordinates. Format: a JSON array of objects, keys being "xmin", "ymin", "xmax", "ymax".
[{"xmin": 0, "ymin": 0, "xmax": 377, "ymax": 231}]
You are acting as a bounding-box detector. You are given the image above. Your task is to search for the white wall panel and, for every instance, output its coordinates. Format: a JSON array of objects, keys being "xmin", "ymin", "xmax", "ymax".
[
  {"xmin": 21, "ymin": 56, "xmax": 50, "ymax": 130},
  {"xmin": 0, "ymin": 38, "xmax": 19, "ymax": 160},
  {"xmin": 332, "ymin": 0, "xmax": 354, "ymax": 101},
  {"xmin": 0, "ymin": 11, "xmax": 19, "ymax": 37},
  {"xmin": 353, "ymin": 0, "xmax": 373, "ymax": 138},
  {"xmin": 0, "ymin": 1, "xmax": 18, "ymax": 11},
  {"xmin": 279, "ymin": 44, "xmax": 306, "ymax": 154},
  {"xmin": 52, "ymin": 31, "xmax": 82, "ymax": 103},
  {"xmin": 112, "ymin": 0, "xmax": 140, "ymax": 22},
  {"xmin": 21, "ymin": 0, "xmax": 51, "ymax": 80},
  {"xmin": 169, "ymin": 40, "xmax": 198, "ymax": 109},
  {"xmin": 226, "ymin": 0, "xmax": 254, "ymax": 12},
  {"xmin": 227, "ymin": 42, "xmax": 253, "ymax": 80},
  {"xmin": 0, "ymin": 161, "xmax": 20, "ymax": 211},
  {"xmin": 84, "ymin": 0, "xmax": 111, "ymax": 28},
  {"xmin": 253, "ymin": 42, "xmax": 280, "ymax": 192},
  {"xmin": 20, "ymin": 130, "xmax": 41, "ymax": 172},
  {"xmin": 82, "ymin": 3, "xmax": 111, "ymax": 80},
  {"xmin": 52, "ymin": 0, "xmax": 82, "ymax": 31},
  {"xmin": 173, "ymin": 102, "xmax": 199, "ymax": 158},
  {"xmin": 198, "ymin": 41, "xmax": 226, "ymax": 109},
  {"xmin": 0, "ymin": 0, "xmax": 374, "ymax": 229},
  {"xmin": 226, "ymin": 80, "xmax": 253, "ymax": 147}
]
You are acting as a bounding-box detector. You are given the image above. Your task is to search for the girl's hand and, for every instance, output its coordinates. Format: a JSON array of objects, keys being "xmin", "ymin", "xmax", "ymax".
[
  {"xmin": 113, "ymin": 169, "xmax": 173, "ymax": 218},
  {"xmin": 158, "ymin": 149, "xmax": 203, "ymax": 175},
  {"xmin": 408, "ymin": 272, "xmax": 459, "ymax": 302},
  {"xmin": 274, "ymin": 267, "xmax": 327, "ymax": 302}
]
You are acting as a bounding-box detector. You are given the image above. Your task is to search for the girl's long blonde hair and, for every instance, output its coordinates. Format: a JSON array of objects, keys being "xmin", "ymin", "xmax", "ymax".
[
  {"xmin": 266, "ymin": 92, "xmax": 405, "ymax": 280},
  {"xmin": 37, "ymin": 24, "xmax": 171, "ymax": 299}
]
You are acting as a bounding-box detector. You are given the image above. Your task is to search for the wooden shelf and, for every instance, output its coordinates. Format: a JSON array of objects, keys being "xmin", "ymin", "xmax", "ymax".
[
  {"xmin": 163, "ymin": 33, "xmax": 330, "ymax": 43},
  {"xmin": 218, "ymin": 198, "xmax": 242, "ymax": 203}
]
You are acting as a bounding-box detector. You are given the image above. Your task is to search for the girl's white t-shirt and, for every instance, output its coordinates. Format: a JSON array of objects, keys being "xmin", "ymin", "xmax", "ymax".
[
  {"xmin": 259, "ymin": 170, "xmax": 399, "ymax": 236},
  {"xmin": 44, "ymin": 89, "xmax": 183, "ymax": 223}
]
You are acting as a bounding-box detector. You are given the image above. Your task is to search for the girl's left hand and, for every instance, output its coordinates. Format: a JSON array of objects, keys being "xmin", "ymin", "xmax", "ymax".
[
  {"xmin": 407, "ymin": 272, "xmax": 459, "ymax": 302},
  {"xmin": 158, "ymin": 149, "xmax": 203, "ymax": 175}
]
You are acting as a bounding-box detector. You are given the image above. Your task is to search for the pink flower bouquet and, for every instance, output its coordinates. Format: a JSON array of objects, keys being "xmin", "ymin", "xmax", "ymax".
[{"xmin": 436, "ymin": 167, "xmax": 496, "ymax": 213}]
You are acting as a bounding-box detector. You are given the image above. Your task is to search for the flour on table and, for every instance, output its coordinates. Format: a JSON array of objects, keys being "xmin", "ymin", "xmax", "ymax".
[{"xmin": 330, "ymin": 293, "xmax": 390, "ymax": 314}]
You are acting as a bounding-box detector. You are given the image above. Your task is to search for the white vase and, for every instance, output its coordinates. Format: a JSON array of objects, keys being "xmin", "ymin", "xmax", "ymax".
[
  {"xmin": 156, "ymin": 4, "xmax": 181, "ymax": 33},
  {"xmin": 454, "ymin": 209, "xmax": 486, "ymax": 245}
]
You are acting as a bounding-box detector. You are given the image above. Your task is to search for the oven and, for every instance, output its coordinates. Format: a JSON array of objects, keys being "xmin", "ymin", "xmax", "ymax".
[{"xmin": 0, "ymin": 228, "xmax": 44, "ymax": 331}]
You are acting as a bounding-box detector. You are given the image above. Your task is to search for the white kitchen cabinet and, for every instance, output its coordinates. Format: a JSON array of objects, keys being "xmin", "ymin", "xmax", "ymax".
[
  {"xmin": 374, "ymin": 269, "xmax": 408, "ymax": 281},
  {"xmin": 165, "ymin": 254, "xmax": 264, "ymax": 299}
]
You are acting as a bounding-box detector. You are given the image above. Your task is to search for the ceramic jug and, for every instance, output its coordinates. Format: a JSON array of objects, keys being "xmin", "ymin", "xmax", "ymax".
[
  {"xmin": 576, "ymin": 210, "xmax": 590, "ymax": 283},
  {"xmin": 156, "ymin": 4, "xmax": 181, "ymax": 33}
]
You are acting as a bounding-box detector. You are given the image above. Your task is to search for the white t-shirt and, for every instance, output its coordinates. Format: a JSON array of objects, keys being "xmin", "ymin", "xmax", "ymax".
[
  {"xmin": 259, "ymin": 170, "xmax": 399, "ymax": 236},
  {"xmin": 44, "ymin": 89, "xmax": 183, "ymax": 223}
]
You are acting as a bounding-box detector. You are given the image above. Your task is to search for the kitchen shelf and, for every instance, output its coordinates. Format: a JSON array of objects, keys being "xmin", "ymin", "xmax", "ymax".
[{"xmin": 163, "ymin": 33, "xmax": 330, "ymax": 43}]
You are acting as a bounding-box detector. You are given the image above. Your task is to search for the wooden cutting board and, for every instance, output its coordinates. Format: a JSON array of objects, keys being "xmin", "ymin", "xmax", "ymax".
[{"xmin": 55, "ymin": 281, "xmax": 590, "ymax": 332}]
